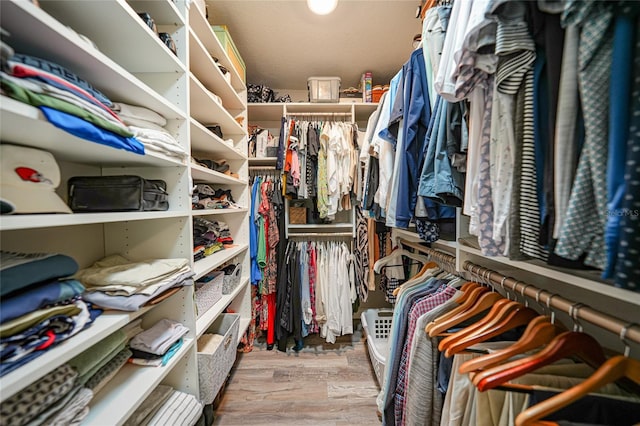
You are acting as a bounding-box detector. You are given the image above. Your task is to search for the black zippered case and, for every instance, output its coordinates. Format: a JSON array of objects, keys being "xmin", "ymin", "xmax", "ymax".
[{"xmin": 68, "ymin": 175, "xmax": 169, "ymax": 212}]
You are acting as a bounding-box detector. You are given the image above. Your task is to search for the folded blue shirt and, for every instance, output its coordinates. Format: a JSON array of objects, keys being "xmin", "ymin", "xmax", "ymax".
[
  {"xmin": 39, "ymin": 106, "xmax": 144, "ymax": 155},
  {"xmin": 0, "ymin": 279, "xmax": 85, "ymax": 324}
]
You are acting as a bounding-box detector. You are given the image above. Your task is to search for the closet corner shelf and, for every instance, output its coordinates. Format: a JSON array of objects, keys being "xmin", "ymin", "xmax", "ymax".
[
  {"xmin": 0, "ymin": 211, "xmax": 190, "ymax": 232},
  {"xmin": 196, "ymin": 276, "xmax": 250, "ymax": 337},
  {"xmin": 0, "ymin": 306, "xmax": 155, "ymax": 401},
  {"xmin": 191, "ymin": 207, "xmax": 249, "ymax": 217},
  {"xmin": 190, "ymin": 118, "xmax": 247, "ymax": 161},
  {"xmin": 0, "ymin": 96, "xmax": 186, "ymax": 168},
  {"xmin": 193, "ymin": 244, "xmax": 249, "ymax": 280},
  {"xmin": 83, "ymin": 337, "xmax": 196, "ymax": 426},
  {"xmin": 188, "ymin": 3, "xmax": 245, "ymax": 92},
  {"xmin": 191, "ymin": 163, "xmax": 248, "ymax": 186},
  {"xmin": 457, "ymin": 242, "xmax": 640, "ymax": 305},
  {"xmin": 189, "ymin": 74, "xmax": 245, "ymax": 134},
  {"xmin": 188, "ymin": 28, "xmax": 244, "ymax": 111}
]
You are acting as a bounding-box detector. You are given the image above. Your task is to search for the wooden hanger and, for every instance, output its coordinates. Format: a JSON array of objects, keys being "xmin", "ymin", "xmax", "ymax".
[
  {"xmin": 458, "ymin": 316, "xmax": 559, "ymax": 374},
  {"xmin": 515, "ymin": 356, "xmax": 640, "ymax": 426},
  {"xmin": 448, "ymin": 281, "xmax": 480, "ymax": 304},
  {"xmin": 424, "ymin": 285, "xmax": 489, "ymax": 334},
  {"xmin": 425, "ymin": 286, "xmax": 498, "ymax": 337},
  {"xmin": 444, "ymin": 305, "xmax": 540, "ymax": 357},
  {"xmin": 437, "ymin": 298, "xmax": 515, "ymax": 352},
  {"xmin": 391, "ymin": 261, "xmax": 439, "ymax": 297},
  {"xmin": 472, "ymin": 331, "xmax": 607, "ymax": 392}
]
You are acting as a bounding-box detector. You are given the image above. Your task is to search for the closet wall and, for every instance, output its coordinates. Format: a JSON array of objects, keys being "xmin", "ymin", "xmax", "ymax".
[{"xmin": 0, "ymin": 0, "xmax": 250, "ymax": 421}]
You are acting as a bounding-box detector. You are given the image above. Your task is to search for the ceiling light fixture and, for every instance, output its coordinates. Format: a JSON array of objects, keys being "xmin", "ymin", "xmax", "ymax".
[{"xmin": 307, "ymin": 0, "xmax": 338, "ymax": 15}]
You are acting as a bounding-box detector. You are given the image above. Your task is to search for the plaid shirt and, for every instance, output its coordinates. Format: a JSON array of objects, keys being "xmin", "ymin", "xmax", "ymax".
[{"xmin": 395, "ymin": 283, "xmax": 458, "ymax": 426}]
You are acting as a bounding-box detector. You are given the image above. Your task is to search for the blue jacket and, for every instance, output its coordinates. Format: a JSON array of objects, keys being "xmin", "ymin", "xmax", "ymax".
[{"xmin": 395, "ymin": 48, "xmax": 432, "ymax": 228}]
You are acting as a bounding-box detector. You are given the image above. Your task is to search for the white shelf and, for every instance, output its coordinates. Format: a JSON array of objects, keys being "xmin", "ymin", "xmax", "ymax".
[
  {"xmin": 457, "ymin": 244, "xmax": 640, "ymax": 305},
  {"xmin": 83, "ymin": 338, "xmax": 195, "ymax": 425},
  {"xmin": 285, "ymin": 103, "xmax": 353, "ymax": 114},
  {"xmin": 39, "ymin": 0, "xmax": 186, "ymax": 74},
  {"xmin": 288, "ymin": 223, "xmax": 353, "ymax": 231},
  {"xmin": 128, "ymin": 0, "xmax": 185, "ymax": 25},
  {"xmin": 0, "ymin": 97, "xmax": 185, "ymax": 168},
  {"xmin": 192, "ymin": 208, "xmax": 249, "ymax": 217},
  {"xmin": 248, "ymin": 157, "xmax": 278, "ymax": 166},
  {"xmin": 1, "ymin": 1, "xmax": 185, "ymax": 120},
  {"xmin": 190, "ymin": 118, "xmax": 247, "ymax": 160},
  {"xmin": 196, "ymin": 277, "xmax": 250, "ymax": 337},
  {"xmin": 0, "ymin": 211, "xmax": 190, "ymax": 232},
  {"xmin": 193, "ymin": 244, "xmax": 249, "ymax": 280},
  {"xmin": 0, "ymin": 307, "xmax": 154, "ymax": 401},
  {"xmin": 191, "ymin": 163, "xmax": 248, "ymax": 186},
  {"xmin": 188, "ymin": 3, "xmax": 245, "ymax": 92},
  {"xmin": 189, "ymin": 74, "xmax": 244, "ymax": 136},
  {"xmin": 189, "ymin": 29, "xmax": 244, "ymax": 113}
]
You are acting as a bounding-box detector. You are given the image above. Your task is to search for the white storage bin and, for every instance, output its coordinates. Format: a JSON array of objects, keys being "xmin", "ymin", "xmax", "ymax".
[
  {"xmin": 308, "ymin": 76, "xmax": 340, "ymax": 103},
  {"xmin": 361, "ymin": 308, "xmax": 393, "ymax": 386},
  {"xmin": 195, "ymin": 271, "xmax": 223, "ymax": 318},
  {"xmin": 197, "ymin": 313, "xmax": 240, "ymax": 404}
]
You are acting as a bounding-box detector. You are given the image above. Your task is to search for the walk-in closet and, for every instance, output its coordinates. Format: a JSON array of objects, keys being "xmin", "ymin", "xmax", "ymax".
[{"xmin": 0, "ymin": 1, "xmax": 639, "ymax": 425}]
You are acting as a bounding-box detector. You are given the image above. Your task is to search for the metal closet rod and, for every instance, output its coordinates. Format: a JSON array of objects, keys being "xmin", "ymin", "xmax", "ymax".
[
  {"xmin": 462, "ymin": 260, "xmax": 640, "ymax": 345},
  {"xmin": 399, "ymin": 239, "xmax": 456, "ymax": 267},
  {"xmin": 395, "ymin": 238, "xmax": 640, "ymax": 345}
]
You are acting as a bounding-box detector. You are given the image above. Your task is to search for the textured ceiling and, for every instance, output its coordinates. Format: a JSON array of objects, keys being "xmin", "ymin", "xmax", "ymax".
[{"xmin": 206, "ymin": 0, "xmax": 422, "ymax": 92}]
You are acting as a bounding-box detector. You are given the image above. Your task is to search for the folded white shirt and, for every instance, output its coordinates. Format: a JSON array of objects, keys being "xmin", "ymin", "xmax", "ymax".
[{"xmin": 111, "ymin": 102, "xmax": 167, "ymax": 127}]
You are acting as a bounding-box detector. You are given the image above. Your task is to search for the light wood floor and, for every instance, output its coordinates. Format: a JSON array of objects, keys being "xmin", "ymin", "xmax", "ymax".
[{"xmin": 213, "ymin": 330, "xmax": 382, "ymax": 425}]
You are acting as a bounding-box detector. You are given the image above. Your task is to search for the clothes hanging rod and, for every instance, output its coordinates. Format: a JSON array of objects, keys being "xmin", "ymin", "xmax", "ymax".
[
  {"xmin": 285, "ymin": 112, "xmax": 352, "ymax": 116},
  {"xmin": 395, "ymin": 238, "xmax": 640, "ymax": 345},
  {"xmin": 249, "ymin": 166, "xmax": 277, "ymax": 170},
  {"xmin": 461, "ymin": 260, "xmax": 640, "ymax": 345},
  {"xmin": 288, "ymin": 232, "xmax": 353, "ymax": 238},
  {"xmin": 398, "ymin": 238, "xmax": 456, "ymax": 267}
]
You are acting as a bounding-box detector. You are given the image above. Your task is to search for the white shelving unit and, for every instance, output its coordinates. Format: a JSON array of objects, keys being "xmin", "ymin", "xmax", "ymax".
[
  {"xmin": 247, "ymin": 102, "xmax": 378, "ymax": 238},
  {"xmin": 0, "ymin": 0, "xmax": 250, "ymax": 422}
]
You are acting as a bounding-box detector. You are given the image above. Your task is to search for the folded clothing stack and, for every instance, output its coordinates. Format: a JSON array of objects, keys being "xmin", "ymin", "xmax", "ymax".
[
  {"xmin": 0, "ymin": 251, "xmax": 102, "ymax": 378},
  {"xmin": 2, "ymin": 52, "xmax": 144, "ymax": 155},
  {"xmin": 78, "ymin": 254, "xmax": 194, "ymax": 312},
  {"xmin": 124, "ymin": 385, "xmax": 202, "ymax": 426},
  {"xmin": 111, "ymin": 102, "xmax": 188, "ymax": 160},
  {"xmin": 193, "ymin": 217, "xmax": 234, "ymax": 261},
  {"xmin": 0, "ymin": 363, "xmax": 92, "ymax": 426},
  {"xmin": 192, "ymin": 184, "xmax": 239, "ymax": 210},
  {"xmin": 128, "ymin": 319, "xmax": 189, "ymax": 367}
]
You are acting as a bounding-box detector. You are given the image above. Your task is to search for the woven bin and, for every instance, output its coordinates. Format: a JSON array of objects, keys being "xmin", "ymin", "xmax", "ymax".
[
  {"xmin": 195, "ymin": 271, "xmax": 224, "ymax": 318},
  {"xmin": 289, "ymin": 206, "xmax": 307, "ymax": 224},
  {"xmin": 222, "ymin": 263, "xmax": 242, "ymax": 295}
]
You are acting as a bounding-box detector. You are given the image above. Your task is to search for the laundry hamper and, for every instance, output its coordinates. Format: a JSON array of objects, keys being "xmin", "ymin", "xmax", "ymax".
[{"xmin": 361, "ymin": 308, "xmax": 393, "ymax": 386}]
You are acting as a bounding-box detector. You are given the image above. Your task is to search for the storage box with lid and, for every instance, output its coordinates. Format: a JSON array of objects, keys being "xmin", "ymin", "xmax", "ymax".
[
  {"xmin": 211, "ymin": 25, "xmax": 246, "ymax": 82},
  {"xmin": 308, "ymin": 76, "xmax": 341, "ymax": 103},
  {"xmin": 197, "ymin": 313, "xmax": 240, "ymax": 404}
]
